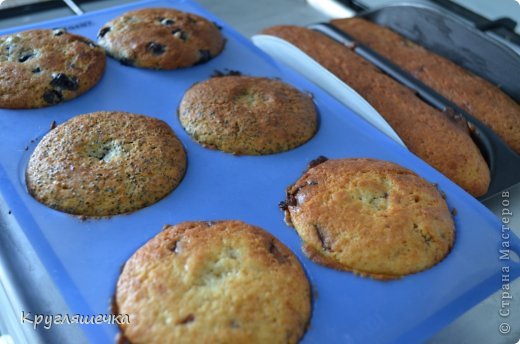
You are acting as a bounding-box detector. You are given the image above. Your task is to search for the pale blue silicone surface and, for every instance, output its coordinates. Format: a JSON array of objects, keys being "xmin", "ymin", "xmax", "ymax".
[{"xmin": 0, "ymin": 1, "xmax": 519, "ymax": 343}]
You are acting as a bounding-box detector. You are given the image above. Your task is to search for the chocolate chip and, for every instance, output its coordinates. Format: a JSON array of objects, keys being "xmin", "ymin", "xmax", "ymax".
[
  {"xmin": 52, "ymin": 28, "xmax": 65, "ymax": 36},
  {"xmin": 119, "ymin": 58, "xmax": 134, "ymax": 66},
  {"xmin": 32, "ymin": 67, "xmax": 41, "ymax": 73},
  {"xmin": 43, "ymin": 89, "xmax": 63, "ymax": 104},
  {"xmin": 177, "ymin": 314, "xmax": 195, "ymax": 325},
  {"xmin": 284, "ymin": 185, "xmax": 299, "ymax": 208},
  {"xmin": 161, "ymin": 18, "xmax": 175, "ymax": 25},
  {"xmin": 314, "ymin": 225, "xmax": 331, "ymax": 251},
  {"xmin": 268, "ymin": 240, "xmax": 287, "ymax": 264},
  {"xmin": 147, "ymin": 42, "xmax": 165, "ymax": 55},
  {"xmin": 211, "ymin": 69, "xmax": 242, "ymax": 78},
  {"xmin": 171, "ymin": 28, "xmax": 187, "ymax": 41},
  {"xmin": 50, "ymin": 120, "xmax": 57, "ymax": 130},
  {"xmin": 18, "ymin": 51, "xmax": 34, "ymax": 63},
  {"xmin": 308, "ymin": 156, "xmax": 328, "ymax": 169},
  {"xmin": 97, "ymin": 27, "xmax": 110, "ymax": 39},
  {"xmin": 51, "ymin": 73, "xmax": 79, "ymax": 91},
  {"xmin": 195, "ymin": 49, "xmax": 211, "ymax": 65},
  {"xmin": 211, "ymin": 70, "xmax": 224, "ymax": 77},
  {"xmin": 213, "ymin": 21, "xmax": 222, "ymax": 30}
]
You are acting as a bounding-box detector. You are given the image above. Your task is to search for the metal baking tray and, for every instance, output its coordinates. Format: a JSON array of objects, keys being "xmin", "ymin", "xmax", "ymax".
[
  {"xmin": 310, "ymin": 2, "xmax": 520, "ymax": 201},
  {"xmin": 0, "ymin": 0, "xmax": 519, "ymax": 343}
]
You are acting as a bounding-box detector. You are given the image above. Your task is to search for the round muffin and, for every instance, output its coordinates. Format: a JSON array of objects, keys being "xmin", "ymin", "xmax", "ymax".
[
  {"xmin": 97, "ymin": 8, "xmax": 225, "ymax": 69},
  {"xmin": 281, "ymin": 157, "xmax": 455, "ymax": 280},
  {"xmin": 114, "ymin": 220, "xmax": 311, "ymax": 344},
  {"xmin": 26, "ymin": 111, "xmax": 186, "ymax": 217},
  {"xmin": 0, "ymin": 29, "xmax": 105, "ymax": 109},
  {"xmin": 178, "ymin": 76, "xmax": 318, "ymax": 155}
]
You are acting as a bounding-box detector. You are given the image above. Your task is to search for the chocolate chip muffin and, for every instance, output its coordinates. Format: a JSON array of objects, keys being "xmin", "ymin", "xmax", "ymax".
[
  {"xmin": 178, "ymin": 76, "xmax": 318, "ymax": 155},
  {"xmin": 281, "ymin": 157, "xmax": 455, "ymax": 280},
  {"xmin": 114, "ymin": 220, "xmax": 311, "ymax": 344},
  {"xmin": 97, "ymin": 8, "xmax": 225, "ymax": 69},
  {"xmin": 0, "ymin": 29, "xmax": 105, "ymax": 109},
  {"xmin": 26, "ymin": 111, "xmax": 186, "ymax": 216}
]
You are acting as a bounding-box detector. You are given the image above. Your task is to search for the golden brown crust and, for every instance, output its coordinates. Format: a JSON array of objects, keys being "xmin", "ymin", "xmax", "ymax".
[
  {"xmin": 263, "ymin": 25, "xmax": 490, "ymax": 196},
  {"xmin": 0, "ymin": 29, "xmax": 105, "ymax": 109},
  {"xmin": 115, "ymin": 220, "xmax": 311, "ymax": 344},
  {"xmin": 178, "ymin": 76, "xmax": 318, "ymax": 155},
  {"xmin": 331, "ymin": 17, "xmax": 520, "ymax": 154},
  {"xmin": 281, "ymin": 158, "xmax": 455, "ymax": 280},
  {"xmin": 97, "ymin": 8, "xmax": 225, "ymax": 69},
  {"xmin": 26, "ymin": 111, "xmax": 186, "ymax": 216}
]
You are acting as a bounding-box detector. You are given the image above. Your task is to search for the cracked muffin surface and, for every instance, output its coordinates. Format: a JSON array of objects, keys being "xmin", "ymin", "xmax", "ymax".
[
  {"xmin": 178, "ymin": 75, "xmax": 318, "ymax": 155},
  {"xmin": 97, "ymin": 8, "xmax": 225, "ymax": 69},
  {"xmin": 0, "ymin": 29, "xmax": 105, "ymax": 109},
  {"xmin": 114, "ymin": 220, "xmax": 311, "ymax": 344},
  {"xmin": 26, "ymin": 111, "xmax": 186, "ymax": 216},
  {"xmin": 281, "ymin": 157, "xmax": 455, "ymax": 280}
]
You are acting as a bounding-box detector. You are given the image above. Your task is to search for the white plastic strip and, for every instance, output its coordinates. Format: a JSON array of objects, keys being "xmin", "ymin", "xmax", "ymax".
[
  {"xmin": 0, "ymin": 256, "xmax": 31, "ymax": 344},
  {"xmin": 252, "ymin": 34, "xmax": 406, "ymax": 148}
]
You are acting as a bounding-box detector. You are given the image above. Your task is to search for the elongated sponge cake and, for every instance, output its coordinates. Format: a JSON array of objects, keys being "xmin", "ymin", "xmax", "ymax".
[
  {"xmin": 331, "ymin": 17, "xmax": 520, "ymax": 154},
  {"xmin": 262, "ymin": 25, "xmax": 490, "ymax": 196}
]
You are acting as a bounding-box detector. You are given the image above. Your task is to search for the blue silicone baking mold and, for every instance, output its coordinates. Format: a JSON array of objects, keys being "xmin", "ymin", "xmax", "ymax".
[{"xmin": 0, "ymin": 0, "xmax": 518, "ymax": 343}]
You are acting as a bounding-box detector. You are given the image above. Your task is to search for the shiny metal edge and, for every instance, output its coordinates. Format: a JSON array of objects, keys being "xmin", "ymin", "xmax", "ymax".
[{"xmin": 0, "ymin": 194, "xmax": 88, "ymax": 344}]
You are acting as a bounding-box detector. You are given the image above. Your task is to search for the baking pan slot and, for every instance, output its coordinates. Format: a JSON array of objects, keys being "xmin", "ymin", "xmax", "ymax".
[{"xmin": 310, "ymin": 22, "xmax": 520, "ymax": 200}]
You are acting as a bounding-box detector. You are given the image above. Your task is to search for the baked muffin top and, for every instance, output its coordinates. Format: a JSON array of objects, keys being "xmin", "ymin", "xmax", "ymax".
[
  {"xmin": 114, "ymin": 220, "xmax": 311, "ymax": 344},
  {"xmin": 0, "ymin": 29, "xmax": 105, "ymax": 109},
  {"xmin": 281, "ymin": 157, "xmax": 455, "ymax": 280},
  {"xmin": 26, "ymin": 111, "xmax": 186, "ymax": 216},
  {"xmin": 178, "ymin": 75, "xmax": 318, "ymax": 155},
  {"xmin": 97, "ymin": 8, "xmax": 224, "ymax": 69}
]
